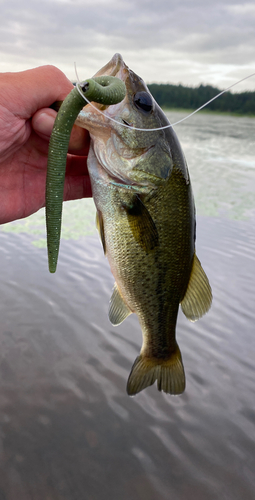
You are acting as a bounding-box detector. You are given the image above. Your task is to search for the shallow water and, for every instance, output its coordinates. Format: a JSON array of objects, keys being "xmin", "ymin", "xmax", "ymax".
[{"xmin": 0, "ymin": 111, "xmax": 254, "ymax": 499}]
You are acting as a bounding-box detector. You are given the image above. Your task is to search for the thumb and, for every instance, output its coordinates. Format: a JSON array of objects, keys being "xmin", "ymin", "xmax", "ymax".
[
  {"xmin": 32, "ymin": 107, "xmax": 90, "ymax": 153},
  {"xmin": 32, "ymin": 108, "xmax": 57, "ymax": 141}
]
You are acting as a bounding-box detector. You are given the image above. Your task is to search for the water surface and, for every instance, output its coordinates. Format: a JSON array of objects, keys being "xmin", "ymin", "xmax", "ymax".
[{"xmin": 0, "ymin": 111, "xmax": 254, "ymax": 499}]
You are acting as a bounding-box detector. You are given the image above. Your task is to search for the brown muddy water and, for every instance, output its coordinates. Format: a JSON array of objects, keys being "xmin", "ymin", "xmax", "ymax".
[{"xmin": 0, "ymin": 111, "xmax": 254, "ymax": 499}]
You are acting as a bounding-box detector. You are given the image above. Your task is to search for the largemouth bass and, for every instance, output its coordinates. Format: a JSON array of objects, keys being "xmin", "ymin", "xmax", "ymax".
[{"xmin": 75, "ymin": 53, "xmax": 212, "ymax": 396}]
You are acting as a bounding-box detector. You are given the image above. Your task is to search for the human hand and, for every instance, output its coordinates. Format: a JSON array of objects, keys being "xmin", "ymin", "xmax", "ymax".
[{"xmin": 0, "ymin": 65, "xmax": 91, "ymax": 225}]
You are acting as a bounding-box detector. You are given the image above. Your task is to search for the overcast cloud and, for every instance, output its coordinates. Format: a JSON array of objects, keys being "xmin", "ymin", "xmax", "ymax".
[{"xmin": 1, "ymin": 0, "xmax": 255, "ymax": 91}]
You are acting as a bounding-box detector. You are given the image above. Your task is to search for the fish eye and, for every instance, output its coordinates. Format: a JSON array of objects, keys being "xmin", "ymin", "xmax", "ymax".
[{"xmin": 133, "ymin": 92, "xmax": 153, "ymax": 113}]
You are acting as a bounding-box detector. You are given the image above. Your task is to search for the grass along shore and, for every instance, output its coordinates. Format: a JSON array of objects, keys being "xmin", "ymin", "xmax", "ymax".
[{"xmin": 161, "ymin": 107, "xmax": 255, "ymax": 118}]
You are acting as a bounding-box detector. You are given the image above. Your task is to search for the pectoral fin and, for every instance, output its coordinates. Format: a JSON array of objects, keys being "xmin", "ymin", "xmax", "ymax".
[
  {"xmin": 109, "ymin": 283, "xmax": 132, "ymax": 325},
  {"xmin": 181, "ymin": 253, "xmax": 212, "ymax": 322},
  {"xmin": 122, "ymin": 195, "xmax": 158, "ymax": 253},
  {"xmin": 96, "ymin": 210, "xmax": 106, "ymax": 254}
]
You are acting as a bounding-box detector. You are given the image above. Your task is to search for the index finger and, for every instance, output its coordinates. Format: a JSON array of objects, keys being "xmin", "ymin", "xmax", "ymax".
[{"xmin": 2, "ymin": 65, "xmax": 74, "ymax": 119}]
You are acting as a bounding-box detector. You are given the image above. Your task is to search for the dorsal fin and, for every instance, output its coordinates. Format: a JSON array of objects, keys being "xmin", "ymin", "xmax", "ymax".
[
  {"xmin": 109, "ymin": 283, "xmax": 132, "ymax": 325},
  {"xmin": 181, "ymin": 253, "xmax": 212, "ymax": 322}
]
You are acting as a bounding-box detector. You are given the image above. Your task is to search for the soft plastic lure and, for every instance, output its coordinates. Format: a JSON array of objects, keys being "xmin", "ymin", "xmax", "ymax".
[
  {"xmin": 46, "ymin": 69, "xmax": 255, "ymax": 274},
  {"xmin": 46, "ymin": 76, "xmax": 126, "ymax": 273}
]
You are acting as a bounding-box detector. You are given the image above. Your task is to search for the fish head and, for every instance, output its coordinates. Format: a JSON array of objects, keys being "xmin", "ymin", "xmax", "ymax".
[{"xmin": 76, "ymin": 53, "xmax": 174, "ymax": 190}]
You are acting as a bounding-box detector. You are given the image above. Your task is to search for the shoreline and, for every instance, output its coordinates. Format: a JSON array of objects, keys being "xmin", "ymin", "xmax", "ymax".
[{"xmin": 162, "ymin": 107, "xmax": 255, "ymax": 118}]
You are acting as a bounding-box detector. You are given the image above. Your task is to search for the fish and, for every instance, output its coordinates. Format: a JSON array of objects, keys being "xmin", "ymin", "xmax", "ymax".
[{"xmin": 75, "ymin": 53, "xmax": 212, "ymax": 396}]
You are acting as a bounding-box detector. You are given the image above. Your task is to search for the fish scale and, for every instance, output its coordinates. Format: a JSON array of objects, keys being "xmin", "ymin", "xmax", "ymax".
[{"xmin": 76, "ymin": 53, "xmax": 212, "ymax": 396}]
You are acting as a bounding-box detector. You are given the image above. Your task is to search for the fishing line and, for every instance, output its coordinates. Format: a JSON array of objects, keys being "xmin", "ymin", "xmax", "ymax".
[{"xmin": 74, "ymin": 63, "xmax": 255, "ymax": 132}]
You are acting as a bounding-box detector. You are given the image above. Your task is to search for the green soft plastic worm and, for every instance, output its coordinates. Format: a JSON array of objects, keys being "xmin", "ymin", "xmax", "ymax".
[{"xmin": 46, "ymin": 76, "xmax": 126, "ymax": 273}]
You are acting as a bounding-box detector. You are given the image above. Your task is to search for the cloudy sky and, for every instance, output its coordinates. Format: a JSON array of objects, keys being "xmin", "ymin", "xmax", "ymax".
[{"xmin": 1, "ymin": 0, "xmax": 255, "ymax": 92}]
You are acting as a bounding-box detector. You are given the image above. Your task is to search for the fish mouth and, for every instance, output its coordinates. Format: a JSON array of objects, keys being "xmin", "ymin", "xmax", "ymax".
[
  {"xmin": 92, "ymin": 53, "xmax": 126, "ymax": 79},
  {"xmin": 78, "ymin": 54, "xmax": 168, "ymax": 191},
  {"xmin": 93, "ymin": 53, "xmax": 149, "ymax": 104},
  {"xmin": 76, "ymin": 53, "xmax": 152, "ymax": 133},
  {"xmin": 76, "ymin": 54, "xmax": 129, "ymax": 130}
]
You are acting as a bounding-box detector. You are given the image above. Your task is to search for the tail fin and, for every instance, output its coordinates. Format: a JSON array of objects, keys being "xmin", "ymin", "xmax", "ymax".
[{"xmin": 127, "ymin": 344, "xmax": 185, "ymax": 396}]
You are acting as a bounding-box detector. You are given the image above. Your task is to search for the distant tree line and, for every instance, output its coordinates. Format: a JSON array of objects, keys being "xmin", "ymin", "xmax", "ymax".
[{"xmin": 147, "ymin": 83, "xmax": 255, "ymax": 115}]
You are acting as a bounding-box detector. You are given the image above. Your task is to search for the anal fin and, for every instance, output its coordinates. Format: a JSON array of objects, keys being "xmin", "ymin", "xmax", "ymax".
[
  {"xmin": 181, "ymin": 252, "xmax": 212, "ymax": 322},
  {"xmin": 109, "ymin": 283, "xmax": 132, "ymax": 326}
]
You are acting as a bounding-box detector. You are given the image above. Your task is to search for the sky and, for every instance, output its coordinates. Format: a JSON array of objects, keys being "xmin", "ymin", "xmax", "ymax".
[{"xmin": 1, "ymin": 0, "xmax": 255, "ymax": 92}]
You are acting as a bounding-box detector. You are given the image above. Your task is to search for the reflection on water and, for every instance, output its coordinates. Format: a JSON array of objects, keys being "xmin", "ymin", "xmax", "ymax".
[
  {"xmin": 0, "ymin": 112, "xmax": 254, "ymax": 499},
  {"xmin": 168, "ymin": 111, "xmax": 255, "ymax": 220}
]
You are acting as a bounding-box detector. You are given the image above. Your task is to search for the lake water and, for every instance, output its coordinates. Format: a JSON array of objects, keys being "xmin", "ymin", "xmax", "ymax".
[{"xmin": 0, "ymin": 111, "xmax": 254, "ymax": 499}]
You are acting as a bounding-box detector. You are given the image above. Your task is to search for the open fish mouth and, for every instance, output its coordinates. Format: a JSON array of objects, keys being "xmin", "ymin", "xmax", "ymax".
[
  {"xmin": 92, "ymin": 53, "xmax": 128, "ymax": 80},
  {"xmin": 77, "ymin": 53, "xmax": 171, "ymax": 192}
]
